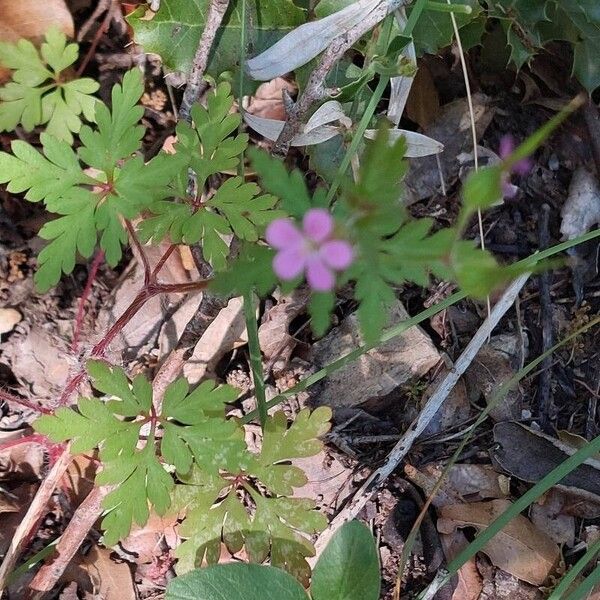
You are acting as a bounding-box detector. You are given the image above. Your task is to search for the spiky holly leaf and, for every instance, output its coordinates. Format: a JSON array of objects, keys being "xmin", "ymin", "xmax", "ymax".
[
  {"xmin": 128, "ymin": 0, "xmax": 305, "ymax": 92},
  {"xmin": 174, "ymin": 408, "xmax": 331, "ymax": 583},
  {"xmin": 139, "ymin": 84, "xmax": 283, "ymax": 270},
  {"xmin": 0, "ymin": 28, "xmax": 99, "ymax": 143},
  {"xmin": 0, "ymin": 69, "xmax": 183, "ymax": 291}
]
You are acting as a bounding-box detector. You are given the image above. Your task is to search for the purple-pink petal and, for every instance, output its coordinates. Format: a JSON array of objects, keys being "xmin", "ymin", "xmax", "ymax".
[
  {"xmin": 273, "ymin": 247, "xmax": 307, "ymax": 281},
  {"xmin": 320, "ymin": 240, "xmax": 354, "ymax": 271},
  {"xmin": 306, "ymin": 256, "xmax": 335, "ymax": 292},
  {"xmin": 498, "ymin": 134, "xmax": 515, "ymax": 160},
  {"xmin": 303, "ymin": 208, "xmax": 333, "ymax": 243},
  {"xmin": 266, "ymin": 219, "xmax": 303, "ymax": 250}
]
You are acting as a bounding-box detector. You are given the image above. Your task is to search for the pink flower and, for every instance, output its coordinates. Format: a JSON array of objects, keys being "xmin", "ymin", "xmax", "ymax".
[
  {"xmin": 266, "ymin": 208, "xmax": 354, "ymax": 292},
  {"xmin": 499, "ymin": 134, "xmax": 533, "ymax": 198}
]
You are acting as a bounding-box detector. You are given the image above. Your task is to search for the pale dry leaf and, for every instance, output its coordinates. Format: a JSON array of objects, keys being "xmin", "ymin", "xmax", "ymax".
[
  {"xmin": 120, "ymin": 513, "xmax": 179, "ymax": 565},
  {"xmin": 464, "ymin": 333, "xmax": 526, "ymax": 422},
  {"xmin": 4, "ymin": 325, "xmax": 74, "ymax": 401},
  {"xmin": 312, "ymin": 299, "xmax": 440, "ymax": 409},
  {"xmin": 97, "ymin": 239, "xmax": 201, "ymax": 360},
  {"xmin": 0, "ymin": 308, "xmax": 22, "ymax": 335},
  {"xmin": 258, "ymin": 289, "xmax": 309, "ymax": 373},
  {"xmin": 0, "ymin": 484, "xmax": 37, "ymax": 555},
  {"xmin": 183, "ymin": 296, "xmax": 247, "ymax": 384},
  {"xmin": 406, "ymin": 59, "xmax": 440, "ymax": 129},
  {"xmin": 530, "ymin": 489, "xmax": 575, "ymax": 547},
  {"xmin": 438, "ymin": 499, "xmax": 560, "ymax": 585},
  {"xmin": 246, "ymin": 0, "xmax": 379, "ymax": 80},
  {"xmin": 560, "ymin": 167, "xmax": 600, "ymax": 240},
  {"xmin": 0, "ymin": 439, "xmax": 45, "ymax": 481}
]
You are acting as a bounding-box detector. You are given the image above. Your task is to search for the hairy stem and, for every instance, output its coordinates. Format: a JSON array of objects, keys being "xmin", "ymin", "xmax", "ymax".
[{"xmin": 72, "ymin": 250, "xmax": 104, "ymax": 352}]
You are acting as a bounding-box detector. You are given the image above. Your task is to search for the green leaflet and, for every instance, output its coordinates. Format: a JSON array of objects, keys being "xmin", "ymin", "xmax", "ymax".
[
  {"xmin": 0, "ymin": 69, "xmax": 184, "ymax": 291},
  {"xmin": 128, "ymin": 0, "xmax": 305, "ymax": 91},
  {"xmin": 174, "ymin": 407, "xmax": 332, "ymax": 585},
  {"xmin": 139, "ymin": 83, "xmax": 284, "ymax": 271},
  {"xmin": 0, "ymin": 28, "xmax": 99, "ymax": 143},
  {"xmin": 34, "ymin": 361, "xmax": 243, "ymax": 544}
]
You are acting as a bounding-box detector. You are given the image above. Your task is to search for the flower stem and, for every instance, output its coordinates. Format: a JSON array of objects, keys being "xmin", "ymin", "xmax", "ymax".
[{"xmin": 242, "ymin": 289, "xmax": 267, "ymax": 428}]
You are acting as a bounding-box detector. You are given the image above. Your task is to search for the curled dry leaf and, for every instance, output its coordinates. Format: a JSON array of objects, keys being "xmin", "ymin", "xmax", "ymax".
[
  {"xmin": 0, "ymin": 484, "xmax": 37, "ymax": 555},
  {"xmin": 258, "ymin": 289, "xmax": 310, "ymax": 374},
  {"xmin": 404, "ymin": 462, "xmax": 510, "ymax": 508},
  {"xmin": 437, "ymin": 499, "xmax": 560, "ymax": 585},
  {"xmin": 183, "ymin": 296, "xmax": 247, "ymax": 384},
  {"xmin": 404, "ymin": 93, "xmax": 494, "ymax": 203},
  {"xmin": 493, "ymin": 421, "xmax": 600, "ymax": 516},
  {"xmin": 244, "ymin": 77, "xmax": 297, "ymax": 121},
  {"xmin": 439, "ymin": 530, "xmax": 483, "ymax": 600},
  {"xmin": 3, "ymin": 325, "xmax": 74, "ymax": 402},
  {"xmin": 464, "ymin": 333, "xmax": 526, "ymax": 422},
  {"xmin": 530, "ymin": 489, "xmax": 575, "ymax": 547},
  {"xmin": 60, "ymin": 546, "xmax": 136, "ymax": 600},
  {"xmin": 0, "ymin": 437, "xmax": 45, "ymax": 481}
]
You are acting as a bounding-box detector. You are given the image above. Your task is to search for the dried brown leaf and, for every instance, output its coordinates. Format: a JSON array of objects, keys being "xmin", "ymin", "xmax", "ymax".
[{"xmin": 438, "ymin": 499, "xmax": 560, "ymax": 585}]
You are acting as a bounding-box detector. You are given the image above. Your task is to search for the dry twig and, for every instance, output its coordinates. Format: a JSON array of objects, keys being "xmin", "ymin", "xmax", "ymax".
[
  {"xmin": 179, "ymin": 0, "xmax": 231, "ymax": 122},
  {"xmin": 272, "ymin": 0, "xmax": 409, "ymax": 156}
]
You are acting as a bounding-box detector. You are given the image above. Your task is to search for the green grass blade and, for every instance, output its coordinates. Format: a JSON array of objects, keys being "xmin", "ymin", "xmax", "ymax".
[
  {"xmin": 567, "ymin": 561, "xmax": 600, "ymax": 600},
  {"xmin": 548, "ymin": 539, "xmax": 600, "ymax": 599}
]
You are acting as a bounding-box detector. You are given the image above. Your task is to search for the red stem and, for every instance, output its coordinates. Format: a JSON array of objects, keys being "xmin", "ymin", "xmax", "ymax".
[
  {"xmin": 72, "ymin": 250, "xmax": 105, "ymax": 352},
  {"xmin": 151, "ymin": 244, "xmax": 176, "ymax": 279},
  {"xmin": 0, "ymin": 389, "xmax": 52, "ymax": 415}
]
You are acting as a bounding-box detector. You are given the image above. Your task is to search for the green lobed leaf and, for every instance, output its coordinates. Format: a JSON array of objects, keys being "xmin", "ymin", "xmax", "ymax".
[
  {"xmin": 98, "ymin": 436, "xmax": 174, "ymax": 545},
  {"xmin": 0, "ymin": 27, "xmax": 99, "ymax": 142},
  {"xmin": 128, "ymin": 0, "xmax": 305, "ymax": 90},
  {"xmin": 175, "ymin": 408, "xmax": 331, "ymax": 583},
  {"xmin": 210, "ymin": 243, "xmax": 278, "ymax": 297},
  {"xmin": 78, "ymin": 69, "xmax": 145, "ymax": 173},
  {"xmin": 33, "ymin": 397, "xmax": 141, "ymax": 457}
]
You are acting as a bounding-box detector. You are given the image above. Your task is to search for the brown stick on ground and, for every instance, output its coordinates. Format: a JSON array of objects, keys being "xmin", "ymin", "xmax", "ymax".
[
  {"xmin": 179, "ymin": 0, "xmax": 231, "ymax": 122},
  {"xmin": 272, "ymin": 0, "xmax": 409, "ymax": 156},
  {"xmin": 0, "ymin": 447, "xmax": 74, "ymax": 592},
  {"xmin": 29, "ymin": 485, "xmax": 112, "ymax": 595}
]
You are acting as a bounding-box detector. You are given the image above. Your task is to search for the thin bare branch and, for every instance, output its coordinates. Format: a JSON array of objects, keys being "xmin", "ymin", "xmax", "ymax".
[
  {"xmin": 272, "ymin": 0, "xmax": 408, "ymax": 156},
  {"xmin": 179, "ymin": 0, "xmax": 231, "ymax": 122},
  {"xmin": 0, "ymin": 448, "xmax": 74, "ymax": 591}
]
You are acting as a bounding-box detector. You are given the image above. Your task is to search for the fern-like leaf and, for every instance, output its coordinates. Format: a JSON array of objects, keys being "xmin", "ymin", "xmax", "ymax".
[{"xmin": 0, "ymin": 28, "xmax": 99, "ymax": 143}]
